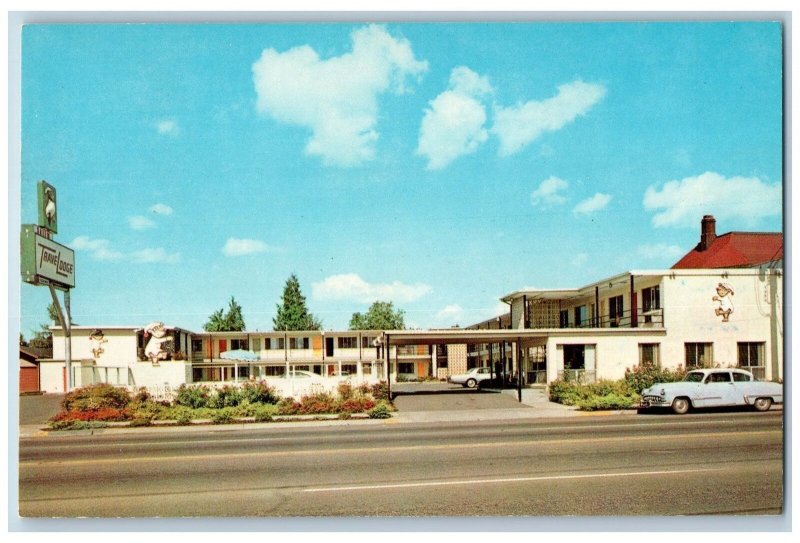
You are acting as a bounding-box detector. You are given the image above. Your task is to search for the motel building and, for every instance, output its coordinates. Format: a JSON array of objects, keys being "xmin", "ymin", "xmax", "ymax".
[{"xmin": 40, "ymin": 216, "xmax": 783, "ymax": 397}]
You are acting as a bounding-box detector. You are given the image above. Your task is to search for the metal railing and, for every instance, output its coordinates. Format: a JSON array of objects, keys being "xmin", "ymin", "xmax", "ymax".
[{"xmin": 557, "ymin": 307, "xmax": 664, "ymax": 329}]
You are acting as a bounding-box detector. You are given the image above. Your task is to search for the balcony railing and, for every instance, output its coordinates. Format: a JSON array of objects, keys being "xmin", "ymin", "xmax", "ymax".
[{"xmin": 551, "ymin": 307, "xmax": 664, "ymax": 330}]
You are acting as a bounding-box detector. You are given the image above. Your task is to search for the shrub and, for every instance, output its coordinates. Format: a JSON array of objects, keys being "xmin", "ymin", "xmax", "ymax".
[
  {"xmin": 51, "ymin": 407, "xmax": 131, "ymax": 423},
  {"xmin": 240, "ymin": 380, "xmax": 280, "ymax": 405},
  {"xmin": 171, "ymin": 407, "xmax": 194, "ymax": 425},
  {"xmin": 276, "ymin": 397, "xmax": 302, "ymax": 416},
  {"xmin": 576, "ymin": 393, "xmax": 640, "ymax": 411},
  {"xmin": 624, "ymin": 364, "xmax": 687, "ymax": 394},
  {"xmin": 337, "ymin": 381, "xmax": 354, "ymax": 400},
  {"xmin": 129, "ymin": 416, "xmax": 153, "ymax": 427},
  {"xmin": 211, "ymin": 408, "xmax": 235, "ymax": 424},
  {"xmin": 133, "ymin": 387, "xmax": 151, "ymax": 403},
  {"xmin": 215, "ymin": 385, "xmax": 244, "ymax": 408},
  {"xmin": 337, "ymin": 396, "xmax": 376, "ymax": 414},
  {"xmin": 368, "ymin": 401, "xmax": 392, "ymax": 419},
  {"xmin": 370, "ymin": 381, "xmax": 390, "ymax": 401},
  {"xmin": 130, "ymin": 400, "xmax": 166, "ymax": 420},
  {"xmin": 62, "ymin": 384, "xmax": 131, "ymax": 412},
  {"xmin": 254, "ymin": 404, "xmax": 276, "ymax": 422},
  {"xmin": 298, "ymin": 391, "xmax": 338, "ymax": 414},
  {"xmin": 175, "ymin": 384, "xmax": 212, "ymax": 409},
  {"xmin": 49, "ymin": 420, "xmax": 110, "ymax": 431}
]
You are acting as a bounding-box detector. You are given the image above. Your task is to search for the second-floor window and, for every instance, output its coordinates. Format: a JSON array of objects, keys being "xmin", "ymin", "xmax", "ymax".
[
  {"xmin": 265, "ymin": 337, "xmax": 285, "ymax": 350},
  {"xmin": 574, "ymin": 305, "xmax": 587, "ymax": 327},
  {"xmin": 559, "ymin": 310, "xmax": 569, "ymax": 328},
  {"xmin": 642, "ymin": 286, "xmax": 661, "ymax": 312},
  {"xmin": 609, "ymin": 295, "xmax": 624, "ymax": 326},
  {"xmin": 230, "ymin": 338, "xmax": 248, "ymax": 350},
  {"xmin": 289, "ymin": 337, "xmax": 310, "ymax": 350},
  {"xmin": 337, "ymin": 336, "xmax": 358, "ymax": 349},
  {"xmin": 361, "ymin": 336, "xmax": 376, "ymax": 349}
]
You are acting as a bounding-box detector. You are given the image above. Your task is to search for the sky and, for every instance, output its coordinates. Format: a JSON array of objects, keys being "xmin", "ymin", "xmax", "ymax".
[{"xmin": 17, "ymin": 21, "xmax": 784, "ymax": 336}]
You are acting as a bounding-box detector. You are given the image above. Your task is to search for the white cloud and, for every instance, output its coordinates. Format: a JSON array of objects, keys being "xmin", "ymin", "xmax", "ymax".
[
  {"xmin": 156, "ymin": 119, "xmax": 179, "ymax": 136},
  {"xmin": 71, "ymin": 236, "xmax": 123, "ymax": 261},
  {"xmin": 638, "ymin": 243, "xmax": 685, "ymax": 261},
  {"xmin": 252, "ymin": 24, "xmax": 428, "ymax": 167},
  {"xmin": 312, "ymin": 273, "xmax": 432, "ymax": 304},
  {"xmin": 129, "ymin": 248, "xmax": 181, "ymax": 264},
  {"xmin": 416, "ymin": 66, "xmax": 492, "ymax": 169},
  {"xmin": 150, "ymin": 203, "xmax": 173, "ymax": 216},
  {"xmin": 222, "ymin": 238, "xmax": 270, "ymax": 257},
  {"xmin": 531, "ymin": 176, "xmax": 569, "ymax": 207},
  {"xmin": 128, "ymin": 215, "xmax": 156, "ymax": 230},
  {"xmin": 492, "ymin": 80, "xmax": 606, "ymax": 156},
  {"xmin": 435, "ymin": 304, "xmax": 464, "ymax": 325},
  {"xmin": 573, "ymin": 193, "xmax": 612, "ymax": 214},
  {"xmin": 643, "ymin": 172, "xmax": 782, "ymax": 227}
]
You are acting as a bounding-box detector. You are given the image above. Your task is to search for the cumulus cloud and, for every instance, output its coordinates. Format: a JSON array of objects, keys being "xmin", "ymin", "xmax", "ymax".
[
  {"xmin": 492, "ymin": 80, "xmax": 606, "ymax": 156},
  {"xmin": 416, "ymin": 66, "xmax": 492, "ymax": 169},
  {"xmin": 573, "ymin": 193, "xmax": 612, "ymax": 214},
  {"xmin": 150, "ymin": 203, "xmax": 173, "ymax": 216},
  {"xmin": 222, "ymin": 238, "xmax": 270, "ymax": 257},
  {"xmin": 128, "ymin": 215, "xmax": 156, "ymax": 230},
  {"xmin": 71, "ymin": 236, "xmax": 124, "ymax": 261},
  {"xmin": 252, "ymin": 24, "xmax": 428, "ymax": 167},
  {"xmin": 531, "ymin": 176, "xmax": 569, "ymax": 207},
  {"xmin": 156, "ymin": 119, "xmax": 179, "ymax": 136},
  {"xmin": 643, "ymin": 172, "xmax": 782, "ymax": 227},
  {"xmin": 312, "ymin": 273, "xmax": 432, "ymax": 304},
  {"xmin": 435, "ymin": 304, "xmax": 464, "ymax": 325},
  {"xmin": 129, "ymin": 248, "xmax": 181, "ymax": 264},
  {"xmin": 638, "ymin": 243, "xmax": 685, "ymax": 261}
]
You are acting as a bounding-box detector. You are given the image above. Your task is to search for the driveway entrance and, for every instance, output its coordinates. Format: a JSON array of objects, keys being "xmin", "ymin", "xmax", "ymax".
[{"xmin": 391, "ymin": 382, "xmax": 532, "ymax": 412}]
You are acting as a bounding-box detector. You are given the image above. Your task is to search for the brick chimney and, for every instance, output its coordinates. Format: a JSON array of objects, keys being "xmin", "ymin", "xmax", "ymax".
[{"xmin": 700, "ymin": 215, "xmax": 716, "ymax": 251}]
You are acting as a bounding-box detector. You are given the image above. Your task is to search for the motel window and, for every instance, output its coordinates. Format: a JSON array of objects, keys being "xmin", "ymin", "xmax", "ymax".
[
  {"xmin": 230, "ymin": 339, "xmax": 248, "ymax": 351},
  {"xmin": 398, "ymin": 362, "xmax": 415, "ymax": 374},
  {"xmin": 685, "ymin": 343, "xmax": 713, "ymax": 369},
  {"xmin": 609, "ymin": 295, "xmax": 624, "ymax": 326},
  {"xmin": 361, "ymin": 336, "xmax": 376, "ymax": 349},
  {"xmin": 639, "ymin": 343, "xmax": 660, "ymax": 368},
  {"xmin": 191, "ymin": 338, "xmax": 203, "ymax": 353},
  {"xmin": 265, "ymin": 337, "xmax": 285, "ymax": 350},
  {"xmin": 559, "ymin": 310, "xmax": 569, "ymax": 328},
  {"xmin": 250, "ymin": 338, "xmax": 262, "ymax": 351},
  {"xmin": 642, "ymin": 286, "xmax": 661, "ymax": 312},
  {"xmin": 337, "ymin": 336, "xmax": 358, "ymax": 349},
  {"xmin": 289, "ymin": 337, "xmax": 310, "ymax": 350},
  {"xmin": 736, "ymin": 341, "xmax": 764, "ymax": 369},
  {"xmin": 574, "ymin": 306, "xmax": 587, "ymax": 328},
  {"xmin": 436, "ymin": 345, "xmax": 447, "ymax": 357}
]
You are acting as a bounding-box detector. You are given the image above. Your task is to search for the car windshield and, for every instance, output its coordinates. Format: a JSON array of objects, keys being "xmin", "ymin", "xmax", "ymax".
[{"xmin": 684, "ymin": 372, "xmax": 704, "ymax": 382}]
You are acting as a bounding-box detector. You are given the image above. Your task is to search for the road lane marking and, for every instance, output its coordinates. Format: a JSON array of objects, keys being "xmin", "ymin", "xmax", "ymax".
[
  {"xmin": 301, "ymin": 467, "xmax": 726, "ymax": 493},
  {"xmin": 19, "ymin": 429, "xmax": 781, "ymax": 468},
  {"xmin": 22, "ymin": 417, "xmax": 780, "ymax": 449}
]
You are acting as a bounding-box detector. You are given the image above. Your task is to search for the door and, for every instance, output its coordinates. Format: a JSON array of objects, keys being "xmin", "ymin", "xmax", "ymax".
[{"xmin": 325, "ymin": 337, "xmax": 334, "ymax": 357}]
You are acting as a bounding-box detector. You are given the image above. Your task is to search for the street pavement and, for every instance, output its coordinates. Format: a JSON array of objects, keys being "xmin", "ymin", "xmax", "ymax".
[{"xmin": 18, "ymin": 411, "xmax": 785, "ymax": 519}]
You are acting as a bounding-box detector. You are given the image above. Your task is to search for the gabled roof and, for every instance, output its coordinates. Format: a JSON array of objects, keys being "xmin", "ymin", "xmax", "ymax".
[{"xmin": 672, "ymin": 232, "xmax": 783, "ymax": 269}]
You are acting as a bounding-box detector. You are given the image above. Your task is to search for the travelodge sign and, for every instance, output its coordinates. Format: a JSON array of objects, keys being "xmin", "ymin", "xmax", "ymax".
[{"xmin": 21, "ymin": 224, "xmax": 75, "ymax": 289}]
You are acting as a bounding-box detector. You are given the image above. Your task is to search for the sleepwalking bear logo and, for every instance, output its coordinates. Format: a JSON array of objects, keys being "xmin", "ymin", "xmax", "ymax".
[{"xmin": 712, "ymin": 282, "xmax": 734, "ymax": 322}]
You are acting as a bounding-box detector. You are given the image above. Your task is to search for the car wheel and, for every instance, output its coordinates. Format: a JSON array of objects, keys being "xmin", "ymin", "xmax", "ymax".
[
  {"xmin": 671, "ymin": 397, "xmax": 690, "ymax": 415},
  {"xmin": 753, "ymin": 397, "xmax": 773, "ymax": 412},
  {"xmin": 465, "ymin": 378, "xmax": 477, "ymax": 389}
]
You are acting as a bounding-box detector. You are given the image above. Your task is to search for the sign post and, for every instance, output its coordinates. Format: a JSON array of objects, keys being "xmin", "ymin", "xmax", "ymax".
[{"xmin": 22, "ymin": 180, "xmax": 75, "ymax": 391}]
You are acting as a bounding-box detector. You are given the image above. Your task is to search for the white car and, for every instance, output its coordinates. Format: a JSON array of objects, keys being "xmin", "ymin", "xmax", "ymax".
[
  {"xmin": 279, "ymin": 370, "xmax": 324, "ymax": 381},
  {"xmin": 447, "ymin": 366, "xmax": 494, "ymax": 389},
  {"xmin": 640, "ymin": 368, "xmax": 783, "ymax": 414}
]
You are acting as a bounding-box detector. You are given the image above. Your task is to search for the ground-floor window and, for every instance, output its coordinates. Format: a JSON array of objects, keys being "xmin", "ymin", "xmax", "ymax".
[
  {"xmin": 638, "ymin": 343, "xmax": 660, "ymax": 367},
  {"xmin": 398, "ymin": 362, "xmax": 415, "ymax": 374},
  {"xmin": 738, "ymin": 342, "xmax": 765, "ymax": 379},
  {"xmin": 685, "ymin": 342, "xmax": 713, "ymax": 368}
]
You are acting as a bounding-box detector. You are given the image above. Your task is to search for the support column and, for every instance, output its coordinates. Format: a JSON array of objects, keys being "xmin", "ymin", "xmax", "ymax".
[
  {"xmin": 385, "ymin": 335, "xmax": 392, "ymax": 400},
  {"xmin": 630, "ymin": 274, "xmax": 637, "ymax": 328},
  {"xmin": 517, "ymin": 338, "xmax": 523, "ymax": 402},
  {"xmin": 49, "ymin": 285, "xmax": 72, "ymax": 392}
]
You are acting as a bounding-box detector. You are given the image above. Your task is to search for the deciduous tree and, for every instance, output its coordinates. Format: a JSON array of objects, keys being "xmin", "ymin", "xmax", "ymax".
[{"xmin": 349, "ymin": 301, "xmax": 405, "ymax": 330}]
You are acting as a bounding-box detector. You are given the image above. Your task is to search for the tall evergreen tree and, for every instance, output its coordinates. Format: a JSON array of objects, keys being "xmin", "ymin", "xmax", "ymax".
[
  {"xmin": 273, "ymin": 274, "xmax": 322, "ymax": 331},
  {"xmin": 203, "ymin": 296, "xmax": 246, "ymax": 332},
  {"xmin": 349, "ymin": 301, "xmax": 405, "ymax": 330}
]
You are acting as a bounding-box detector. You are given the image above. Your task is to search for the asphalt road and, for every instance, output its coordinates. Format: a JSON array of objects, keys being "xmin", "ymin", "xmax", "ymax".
[{"xmin": 18, "ymin": 411, "xmax": 783, "ymax": 518}]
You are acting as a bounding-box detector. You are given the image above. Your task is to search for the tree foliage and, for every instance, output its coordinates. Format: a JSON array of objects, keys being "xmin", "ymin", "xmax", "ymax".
[
  {"xmin": 273, "ymin": 274, "xmax": 321, "ymax": 331},
  {"xmin": 203, "ymin": 296, "xmax": 246, "ymax": 332},
  {"xmin": 349, "ymin": 301, "xmax": 405, "ymax": 330}
]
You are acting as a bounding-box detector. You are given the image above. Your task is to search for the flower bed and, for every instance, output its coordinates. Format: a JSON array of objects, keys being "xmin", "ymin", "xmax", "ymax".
[{"xmin": 49, "ymin": 381, "xmax": 393, "ymax": 430}]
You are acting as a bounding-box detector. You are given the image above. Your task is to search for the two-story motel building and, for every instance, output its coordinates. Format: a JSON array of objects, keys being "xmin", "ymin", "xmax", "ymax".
[{"xmin": 40, "ymin": 216, "xmax": 783, "ymax": 395}]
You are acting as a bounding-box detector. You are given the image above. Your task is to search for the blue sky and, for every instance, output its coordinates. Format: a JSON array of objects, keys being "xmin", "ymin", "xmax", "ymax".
[{"xmin": 18, "ymin": 22, "xmax": 783, "ymax": 336}]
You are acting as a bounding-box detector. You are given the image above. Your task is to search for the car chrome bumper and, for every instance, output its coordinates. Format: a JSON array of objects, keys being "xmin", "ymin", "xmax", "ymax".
[{"xmin": 640, "ymin": 395, "xmax": 669, "ymax": 408}]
